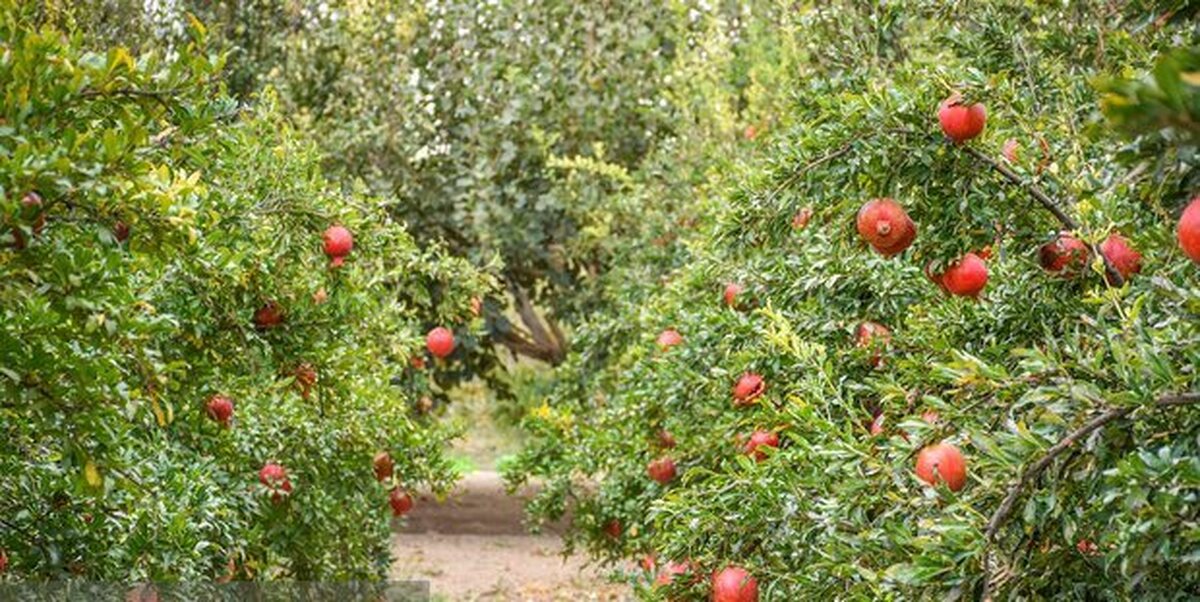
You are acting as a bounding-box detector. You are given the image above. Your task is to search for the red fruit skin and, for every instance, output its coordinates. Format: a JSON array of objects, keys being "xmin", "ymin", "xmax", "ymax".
[
  {"xmin": 856, "ymin": 198, "xmax": 917, "ymax": 257},
  {"xmin": 732, "ymin": 372, "xmax": 765, "ymax": 406},
  {"xmin": 114, "ymin": 221, "xmax": 130, "ymax": 243},
  {"xmin": 792, "ymin": 207, "xmax": 813, "ymax": 230},
  {"xmin": 603, "ymin": 519, "xmax": 622, "ymax": 539},
  {"xmin": 938, "ymin": 93, "xmax": 987, "ymax": 144},
  {"xmin": 0, "ymin": 549, "xmax": 7, "ymax": 574},
  {"xmin": 657, "ymin": 430, "xmax": 677, "ymax": 449},
  {"xmin": 743, "ymin": 430, "xmax": 780, "ymax": 461},
  {"xmin": 743, "ymin": 125, "xmax": 757, "ymax": 140},
  {"xmin": 655, "ymin": 560, "xmax": 692, "ymax": 587},
  {"xmin": 1178, "ymin": 198, "xmax": 1200, "ymax": 262},
  {"xmin": 940, "ymin": 253, "xmax": 988, "ymax": 298},
  {"xmin": 868, "ymin": 413, "xmax": 885, "ymax": 436},
  {"xmin": 1002, "ymin": 138, "xmax": 1020, "ymax": 164},
  {"xmin": 723, "ymin": 283, "xmax": 743, "ymax": 307},
  {"xmin": 253, "ymin": 302, "xmax": 284, "ymax": 330},
  {"xmin": 855, "ymin": 321, "xmax": 892, "ymax": 367},
  {"xmin": 1100, "ymin": 233, "xmax": 1142, "ymax": 280},
  {"xmin": 712, "ymin": 566, "xmax": 758, "ymax": 602},
  {"xmin": 389, "ymin": 488, "xmax": 414, "ymax": 517},
  {"xmin": 647, "ymin": 457, "xmax": 677, "ymax": 484},
  {"xmin": 426, "ymin": 327, "xmax": 456, "ymax": 358},
  {"xmin": 915, "ymin": 443, "xmax": 967, "ymax": 492},
  {"xmin": 322, "ymin": 225, "xmax": 353, "ymax": 267},
  {"xmin": 258, "ymin": 462, "xmax": 293, "ymax": 502},
  {"xmin": 657, "ymin": 329, "xmax": 684, "ymax": 350},
  {"xmin": 1038, "ymin": 234, "xmax": 1090, "ymax": 276},
  {"xmin": 205, "ymin": 395, "xmax": 234, "ymax": 427},
  {"xmin": 373, "ymin": 452, "xmax": 395, "ymax": 482},
  {"xmin": 1076, "ymin": 539, "xmax": 1099, "ymax": 556},
  {"xmin": 921, "ymin": 410, "xmax": 940, "ymax": 425}
]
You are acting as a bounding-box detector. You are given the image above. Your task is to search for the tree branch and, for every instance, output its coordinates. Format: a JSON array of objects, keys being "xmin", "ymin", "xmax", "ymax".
[
  {"xmin": 959, "ymin": 145, "xmax": 1126, "ymax": 287},
  {"xmin": 980, "ymin": 391, "xmax": 1200, "ymax": 600}
]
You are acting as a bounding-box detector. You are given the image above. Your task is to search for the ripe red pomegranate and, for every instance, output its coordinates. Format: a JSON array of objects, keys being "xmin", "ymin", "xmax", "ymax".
[
  {"xmin": 656, "ymin": 329, "xmax": 684, "ymax": 350},
  {"xmin": 1100, "ymin": 233, "xmax": 1142, "ymax": 280},
  {"xmin": 654, "ymin": 560, "xmax": 692, "ymax": 587},
  {"xmin": 603, "ymin": 519, "xmax": 622, "ymax": 539},
  {"xmin": 114, "ymin": 221, "xmax": 131, "ymax": 243},
  {"xmin": 253, "ymin": 301, "xmax": 284, "ymax": 330},
  {"xmin": 915, "ymin": 443, "xmax": 967, "ymax": 492},
  {"xmin": 205, "ymin": 395, "xmax": 234, "ymax": 427},
  {"xmin": 258, "ymin": 462, "xmax": 293, "ymax": 502},
  {"xmin": 743, "ymin": 430, "xmax": 780, "ymax": 461},
  {"xmin": 723, "ymin": 283, "xmax": 743, "ymax": 307},
  {"xmin": 647, "ymin": 457, "xmax": 677, "ymax": 484},
  {"xmin": 0, "ymin": 549, "xmax": 7, "ymax": 574},
  {"xmin": 939, "ymin": 253, "xmax": 988, "ymax": 298},
  {"xmin": 1179, "ymin": 198, "xmax": 1200, "ymax": 262},
  {"xmin": 1038, "ymin": 233, "xmax": 1090, "ymax": 276},
  {"xmin": 1002, "ymin": 138, "xmax": 1019, "ymax": 163},
  {"xmin": 373, "ymin": 451, "xmax": 394, "ymax": 481},
  {"xmin": 712, "ymin": 565, "xmax": 758, "ymax": 602},
  {"xmin": 856, "ymin": 198, "xmax": 917, "ymax": 257},
  {"xmin": 732, "ymin": 372, "xmax": 765, "ymax": 406},
  {"xmin": 657, "ymin": 429, "xmax": 677, "ymax": 449},
  {"xmin": 938, "ymin": 93, "xmax": 987, "ymax": 144},
  {"xmin": 322, "ymin": 225, "xmax": 353, "ymax": 267},
  {"xmin": 389, "ymin": 487, "xmax": 414, "ymax": 517},
  {"xmin": 426, "ymin": 326, "xmax": 455, "ymax": 358},
  {"xmin": 791, "ymin": 207, "xmax": 813, "ymax": 230},
  {"xmin": 855, "ymin": 321, "xmax": 892, "ymax": 367}
]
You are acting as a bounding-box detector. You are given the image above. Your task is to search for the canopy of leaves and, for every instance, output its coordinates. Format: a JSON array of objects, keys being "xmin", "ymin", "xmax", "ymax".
[{"xmin": 504, "ymin": 2, "xmax": 1200, "ymax": 599}]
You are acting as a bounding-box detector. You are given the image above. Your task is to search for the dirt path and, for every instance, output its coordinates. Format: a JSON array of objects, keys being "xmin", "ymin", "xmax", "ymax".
[{"xmin": 389, "ymin": 471, "xmax": 629, "ymax": 601}]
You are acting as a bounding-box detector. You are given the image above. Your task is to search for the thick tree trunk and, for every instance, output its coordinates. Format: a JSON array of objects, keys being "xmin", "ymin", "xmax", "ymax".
[{"xmin": 488, "ymin": 279, "xmax": 568, "ymax": 365}]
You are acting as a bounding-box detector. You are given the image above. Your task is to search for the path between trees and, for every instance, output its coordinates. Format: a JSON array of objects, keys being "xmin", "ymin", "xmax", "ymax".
[{"xmin": 389, "ymin": 471, "xmax": 629, "ymax": 601}]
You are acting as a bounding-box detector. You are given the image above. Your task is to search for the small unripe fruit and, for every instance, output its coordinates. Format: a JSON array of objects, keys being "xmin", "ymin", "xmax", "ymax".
[
  {"xmin": 1038, "ymin": 233, "xmax": 1089, "ymax": 277},
  {"xmin": 656, "ymin": 329, "xmax": 683, "ymax": 350},
  {"xmin": 1076, "ymin": 539, "xmax": 1099, "ymax": 556},
  {"xmin": 389, "ymin": 487, "xmax": 414, "ymax": 517},
  {"xmin": 253, "ymin": 302, "xmax": 284, "ymax": 330},
  {"xmin": 855, "ymin": 321, "xmax": 891, "ymax": 367},
  {"xmin": 938, "ymin": 93, "xmax": 987, "ymax": 144},
  {"xmin": 856, "ymin": 198, "xmax": 917, "ymax": 257},
  {"xmin": 723, "ymin": 283, "xmax": 743, "ymax": 307},
  {"xmin": 732, "ymin": 372, "xmax": 765, "ymax": 406},
  {"xmin": 647, "ymin": 457, "xmax": 677, "ymax": 484},
  {"xmin": 1100, "ymin": 233, "xmax": 1142, "ymax": 281},
  {"xmin": 410, "ymin": 356, "xmax": 426, "ymax": 371},
  {"xmin": 322, "ymin": 225, "xmax": 353, "ymax": 268},
  {"xmin": 312, "ymin": 288, "xmax": 328, "ymax": 304},
  {"xmin": 743, "ymin": 430, "xmax": 779, "ymax": 461},
  {"xmin": 939, "ymin": 253, "xmax": 988, "ymax": 298},
  {"xmin": 868, "ymin": 413, "xmax": 885, "ymax": 436},
  {"xmin": 1179, "ymin": 198, "xmax": 1200, "ymax": 262},
  {"xmin": 915, "ymin": 443, "xmax": 967, "ymax": 492},
  {"xmin": 603, "ymin": 519, "xmax": 622, "ymax": 539},
  {"xmin": 743, "ymin": 125, "xmax": 757, "ymax": 140},
  {"xmin": 712, "ymin": 565, "xmax": 758, "ymax": 602},
  {"xmin": 373, "ymin": 452, "xmax": 394, "ymax": 481},
  {"xmin": 426, "ymin": 327, "xmax": 455, "ymax": 358},
  {"xmin": 205, "ymin": 395, "xmax": 234, "ymax": 427},
  {"xmin": 258, "ymin": 462, "xmax": 293, "ymax": 502}
]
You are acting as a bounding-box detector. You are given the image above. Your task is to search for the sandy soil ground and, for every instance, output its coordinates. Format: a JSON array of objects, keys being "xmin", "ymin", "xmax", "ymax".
[{"xmin": 389, "ymin": 471, "xmax": 630, "ymax": 601}]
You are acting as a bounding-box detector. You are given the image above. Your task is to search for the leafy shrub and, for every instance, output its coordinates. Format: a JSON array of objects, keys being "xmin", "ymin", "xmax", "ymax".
[
  {"xmin": 505, "ymin": 3, "xmax": 1200, "ymax": 599},
  {"xmin": 0, "ymin": 6, "xmax": 491, "ymax": 581}
]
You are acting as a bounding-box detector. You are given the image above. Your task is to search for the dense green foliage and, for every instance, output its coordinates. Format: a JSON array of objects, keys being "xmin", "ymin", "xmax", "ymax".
[
  {"xmin": 0, "ymin": 5, "xmax": 491, "ymax": 581},
  {"xmin": 505, "ymin": 2, "xmax": 1200, "ymax": 599}
]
